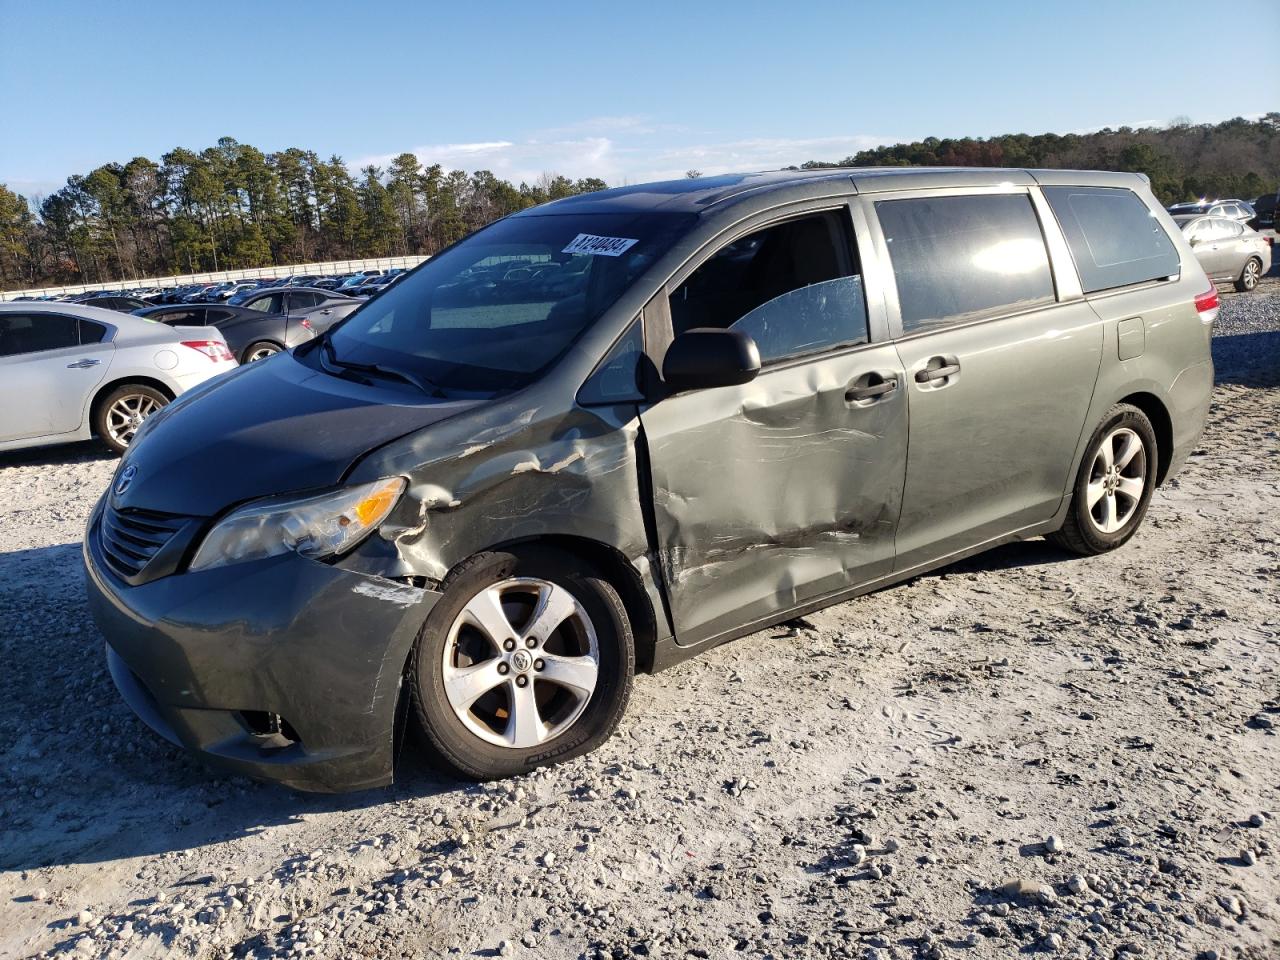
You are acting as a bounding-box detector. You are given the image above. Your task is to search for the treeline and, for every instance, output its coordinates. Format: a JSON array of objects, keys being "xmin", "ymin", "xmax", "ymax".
[
  {"xmin": 0, "ymin": 137, "xmax": 607, "ymax": 290},
  {"xmin": 801, "ymin": 114, "xmax": 1280, "ymax": 207}
]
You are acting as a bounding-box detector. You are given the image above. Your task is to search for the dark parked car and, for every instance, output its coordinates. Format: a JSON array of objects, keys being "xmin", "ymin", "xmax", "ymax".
[
  {"xmin": 134, "ymin": 303, "xmax": 315, "ymax": 363},
  {"xmin": 78, "ymin": 295, "xmax": 150, "ymax": 313},
  {"xmin": 86, "ymin": 168, "xmax": 1214, "ymax": 792},
  {"xmin": 228, "ymin": 286, "xmax": 362, "ymax": 332},
  {"xmin": 347, "ymin": 272, "xmax": 406, "ymax": 297}
]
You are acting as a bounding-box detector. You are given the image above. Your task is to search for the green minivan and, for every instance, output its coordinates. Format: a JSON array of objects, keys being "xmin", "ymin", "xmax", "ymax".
[{"xmin": 84, "ymin": 168, "xmax": 1215, "ymax": 790}]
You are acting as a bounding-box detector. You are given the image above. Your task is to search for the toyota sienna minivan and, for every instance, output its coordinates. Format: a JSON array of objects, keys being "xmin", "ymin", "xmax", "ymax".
[{"xmin": 84, "ymin": 168, "xmax": 1215, "ymax": 791}]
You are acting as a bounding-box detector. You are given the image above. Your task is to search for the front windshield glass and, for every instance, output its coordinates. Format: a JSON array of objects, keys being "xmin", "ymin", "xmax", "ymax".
[{"xmin": 316, "ymin": 211, "xmax": 694, "ymax": 395}]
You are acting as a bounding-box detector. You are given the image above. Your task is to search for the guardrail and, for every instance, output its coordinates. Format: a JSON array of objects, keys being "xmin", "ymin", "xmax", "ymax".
[{"xmin": 0, "ymin": 255, "xmax": 430, "ymax": 301}]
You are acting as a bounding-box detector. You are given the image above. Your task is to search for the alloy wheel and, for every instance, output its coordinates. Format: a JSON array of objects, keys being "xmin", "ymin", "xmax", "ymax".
[
  {"xmin": 1243, "ymin": 259, "xmax": 1260, "ymax": 290},
  {"xmin": 247, "ymin": 345, "xmax": 280, "ymax": 362},
  {"xmin": 1086, "ymin": 427, "xmax": 1146, "ymax": 534},
  {"xmin": 105, "ymin": 393, "xmax": 162, "ymax": 447},
  {"xmin": 441, "ymin": 577, "xmax": 599, "ymax": 749}
]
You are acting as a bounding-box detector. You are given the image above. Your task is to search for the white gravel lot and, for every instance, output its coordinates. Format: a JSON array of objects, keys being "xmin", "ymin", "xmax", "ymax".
[{"xmin": 1, "ymin": 277, "xmax": 1278, "ymax": 960}]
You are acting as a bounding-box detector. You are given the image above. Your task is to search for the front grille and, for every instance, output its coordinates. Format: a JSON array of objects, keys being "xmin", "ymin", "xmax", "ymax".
[{"xmin": 98, "ymin": 505, "xmax": 189, "ymax": 580}]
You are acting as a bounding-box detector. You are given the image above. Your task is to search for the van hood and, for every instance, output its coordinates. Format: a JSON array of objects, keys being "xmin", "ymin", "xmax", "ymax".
[{"xmin": 111, "ymin": 353, "xmax": 482, "ymax": 517}]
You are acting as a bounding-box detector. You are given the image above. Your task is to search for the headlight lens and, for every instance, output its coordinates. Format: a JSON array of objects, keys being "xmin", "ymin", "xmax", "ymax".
[{"xmin": 189, "ymin": 477, "xmax": 406, "ymax": 572}]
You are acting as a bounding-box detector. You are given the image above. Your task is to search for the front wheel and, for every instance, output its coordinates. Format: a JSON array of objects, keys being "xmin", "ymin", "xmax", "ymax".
[
  {"xmin": 408, "ymin": 546, "xmax": 634, "ymax": 780},
  {"xmin": 1234, "ymin": 257, "xmax": 1262, "ymax": 292},
  {"xmin": 1048, "ymin": 403, "xmax": 1158, "ymax": 556},
  {"xmin": 94, "ymin": 384, "xmax": 169, "ymax": 455}
]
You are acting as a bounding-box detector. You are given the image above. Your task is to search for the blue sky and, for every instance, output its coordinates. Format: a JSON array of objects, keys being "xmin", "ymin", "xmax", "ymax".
[{"xmin": 2, "ymin": 0, "xmax": 1276, "ymax": 201}]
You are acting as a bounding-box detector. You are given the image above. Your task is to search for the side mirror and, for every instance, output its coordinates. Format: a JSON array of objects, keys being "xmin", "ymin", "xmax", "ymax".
[{"xmin": 662, "ymin": 328, "xmax": 761, "ymax": 394}]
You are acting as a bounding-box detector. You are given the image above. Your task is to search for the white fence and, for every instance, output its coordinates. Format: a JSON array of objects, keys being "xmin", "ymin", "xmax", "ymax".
[{"xmin": 0, "ymin": 255, "xmax": 430, "ymax": 302}]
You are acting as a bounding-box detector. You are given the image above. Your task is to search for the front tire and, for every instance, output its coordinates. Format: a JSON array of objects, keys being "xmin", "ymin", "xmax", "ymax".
[
  {"xmin": 408, "ymin": 546, "xmax": 634, "ymax": 780},
  {"xmin": 1234, "ymin": 257, "xmax": 1262, "ymax": 292},
  {"xmin": 1048, "ymin": 403, "xmax": 1158, "ymax": 556},
  {"xmin": 94, "ymin": 384, "xmax": 169, "ymax": 455}
]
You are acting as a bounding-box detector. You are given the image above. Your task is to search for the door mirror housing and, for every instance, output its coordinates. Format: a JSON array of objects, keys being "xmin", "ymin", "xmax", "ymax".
[{"xmin": 662, "ymin": 328, "xmax": 761, "ymax": 394}]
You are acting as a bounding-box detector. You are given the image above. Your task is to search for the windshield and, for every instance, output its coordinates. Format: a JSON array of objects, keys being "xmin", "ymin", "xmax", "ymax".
[{"xmin": 314, "ymin": 211, "xmax": 694, "ymax": 395}]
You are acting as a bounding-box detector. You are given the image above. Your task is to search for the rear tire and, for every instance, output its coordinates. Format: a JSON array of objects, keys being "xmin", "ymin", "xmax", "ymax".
[
  {"xmin": 1234, "ymin": 257, "xmax": 1262, "ymax": 292},
  {"xmin": 94, "ymin": 384, "xmax": 169, "ymax": 455},
  {"xmin": 1048, "ymin": 403, "xmax": 1158, "ymax": 556},
  {"xmin": 408, "ymin": 546, "xmax": 634, "ymax": 780},
  {"xmin": 243, "ymin": 340, "xmax": 281, "ymax": 363}
]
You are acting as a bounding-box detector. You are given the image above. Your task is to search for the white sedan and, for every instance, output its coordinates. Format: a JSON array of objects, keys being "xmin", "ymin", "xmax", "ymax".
[{"xmin": 0, "ymin": 302, "xmax": 238, "ymax": 455}]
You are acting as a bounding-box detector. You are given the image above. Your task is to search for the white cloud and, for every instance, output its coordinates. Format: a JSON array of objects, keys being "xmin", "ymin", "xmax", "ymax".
[{"xmin": 351, "ymin": 125, "xmax": 891, "ymax": 188}]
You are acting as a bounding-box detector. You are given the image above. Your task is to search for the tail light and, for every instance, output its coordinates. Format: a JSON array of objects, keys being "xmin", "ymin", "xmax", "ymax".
[
  {"xmin": 181, "ymin": 339, "xmax": 235, "ymax": 362},
  {"xmin": 299, "ymin": 318, "xmax": 314, "ymax": 331},
  {"xmin": 1193, "ymin": 286, "xmax": 1219, "ymax": 324}
]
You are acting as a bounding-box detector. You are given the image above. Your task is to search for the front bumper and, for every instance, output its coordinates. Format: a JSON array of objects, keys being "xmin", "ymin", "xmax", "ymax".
[{"xmin": 83, "ymin": 502, "xmax": 440, "ymax": 792}]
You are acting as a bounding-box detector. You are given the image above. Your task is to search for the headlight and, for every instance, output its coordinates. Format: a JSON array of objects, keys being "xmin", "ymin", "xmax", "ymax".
[{"xmin": 189, "ymin": 477, "xmax": 405, "ymax": 572}]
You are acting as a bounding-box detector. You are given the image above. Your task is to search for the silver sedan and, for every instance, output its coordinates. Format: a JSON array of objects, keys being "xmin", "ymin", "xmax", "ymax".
[{"xmin": 1174, "ymin": 215, "xmax": 1272, "ymax": 292}]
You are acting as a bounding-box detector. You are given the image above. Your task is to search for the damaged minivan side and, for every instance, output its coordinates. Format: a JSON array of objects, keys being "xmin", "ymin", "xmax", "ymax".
[{"xmin": 83, "ymin": 168, "xmax": 1215, "ymax": 791}]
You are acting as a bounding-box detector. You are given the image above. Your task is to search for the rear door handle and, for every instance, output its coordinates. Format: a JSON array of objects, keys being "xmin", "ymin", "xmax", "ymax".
[
  {"xmin": 915, "ymin": 360, "xmax": 960, "ymax": 383},
  {"xmin": 845, "ymin": 375, "xmax": 898, "ymax": 403},
  {"xmin": 66, "ymin": 358, "xmax": 101, "ymax": 369}
]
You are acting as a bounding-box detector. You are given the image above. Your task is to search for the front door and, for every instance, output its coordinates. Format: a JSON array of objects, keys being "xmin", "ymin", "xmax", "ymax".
[{"xmin": 639, "ymin": 206, "xmax": 908, "ymax": 646}]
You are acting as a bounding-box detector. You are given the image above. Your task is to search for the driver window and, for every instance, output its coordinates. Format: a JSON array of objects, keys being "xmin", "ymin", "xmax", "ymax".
[{"xmin": 668, "ymin": 211, "xmax": 867, "ymax": 364}]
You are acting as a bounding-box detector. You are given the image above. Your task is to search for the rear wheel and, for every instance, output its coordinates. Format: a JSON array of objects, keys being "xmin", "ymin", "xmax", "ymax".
[
  {"xmin": 94, "ymin": 384, "xmax": 168, "ymax": 455},
  {"xmin": 408, "ymin": 546, "xmax": 634, "ymax": 780},
  {"xmin": 1048, "ymin": 403, "xmax": 1157, "ymax": 556},
  {"xmin": 1235, "ymin": 257, "xmax": 1262, "ymax": 292},
  {"xmin": 243, "ymin": 340, "xmax": 281, "ymax": 363}
]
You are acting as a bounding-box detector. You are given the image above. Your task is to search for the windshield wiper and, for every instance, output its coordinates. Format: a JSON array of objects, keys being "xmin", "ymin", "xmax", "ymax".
[{"xmin": 318, "ymin": 335, "xmax": 446, "ymax": 398}]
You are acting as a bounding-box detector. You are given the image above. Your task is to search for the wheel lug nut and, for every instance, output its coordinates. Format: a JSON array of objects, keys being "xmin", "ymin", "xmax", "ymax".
[
  {"xmin": 534, "ymin": 659, "xmax": 544, "ymax": 672},
  {"xmin": 526, "ymin": 637, "xmax": 537, "ymax": 648},
  {"xmin": 503, "ymin": 639, "xmax": 516, "ymax": 651},
  {"xmin": 497, "ymin": 662, "xmax": 509, "ymax": 675},
  {"xmin": 515, "ymin": 675, "xmax": 528, "ymax": 688}
]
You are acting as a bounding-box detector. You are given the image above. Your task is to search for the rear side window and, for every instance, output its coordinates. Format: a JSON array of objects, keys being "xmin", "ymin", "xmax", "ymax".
[
  {"xmin": 875, "ymin": 193, "xmax": 1055, "ymax": 334},
  {"xmin": 1042, "ymin": 186, "xmax": 1180, "ymax": 294},
  {"xmin": 669, "ymin": 210, "xmax": 868, "ymax": 363},
  {"xmin": 0, "ymin": 313, "xmax": 81, "ymax": 356},
  {"xmin": 79, "ymin": 320, "xmax": 108, "ymax": 343}
]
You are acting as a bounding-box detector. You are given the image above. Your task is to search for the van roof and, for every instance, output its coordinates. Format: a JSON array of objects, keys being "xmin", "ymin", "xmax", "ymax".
[{"xmin": 521, "ymin": 167, "xmax": 1150, "ymax": 217}]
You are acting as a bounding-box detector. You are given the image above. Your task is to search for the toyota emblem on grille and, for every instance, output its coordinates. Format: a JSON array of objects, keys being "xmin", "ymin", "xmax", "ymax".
[{"xmin": 115, "ymin": 464, "xmax": 138, "ymax": 496}]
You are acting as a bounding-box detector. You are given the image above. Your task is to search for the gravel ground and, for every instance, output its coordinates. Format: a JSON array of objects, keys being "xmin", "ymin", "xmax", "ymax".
[{"xmin": 1, "ymin": 277, "xmax": 1278, "ymax": 960}]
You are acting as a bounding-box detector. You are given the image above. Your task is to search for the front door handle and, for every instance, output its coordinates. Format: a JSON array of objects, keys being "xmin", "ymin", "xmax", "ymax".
[
  {"xmin": 66, "ymin": 358, "xmax": 101, "ymax": 369},
  {"xmin": 846, "ymin": 378, "xmax": 898, "ymax": 402},
  {"xmin": 915, "ymin": 358, "xmax": 961, "ymax": 383},
  {"xmin": 845, "ymin": 373, "xmax": 898, "ymax": 404}
]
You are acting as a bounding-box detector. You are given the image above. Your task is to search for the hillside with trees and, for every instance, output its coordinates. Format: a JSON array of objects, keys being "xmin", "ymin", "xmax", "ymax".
[
  {"xmin": 2, "ymin": 116, "xmax": 1277, "ymax": 291},
  {"xmin": 0, "ymin": 138, "xmax": 606, "ymax": 291},
  {"xmin": 802, "ymin": 114, "xmax": 1280, "ymax": 207}
]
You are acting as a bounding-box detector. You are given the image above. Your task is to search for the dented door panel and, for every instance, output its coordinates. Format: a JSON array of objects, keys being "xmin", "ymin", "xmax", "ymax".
[{"xmin": 639, "ymin": 344, "xmax": 907, "ymax": 647}]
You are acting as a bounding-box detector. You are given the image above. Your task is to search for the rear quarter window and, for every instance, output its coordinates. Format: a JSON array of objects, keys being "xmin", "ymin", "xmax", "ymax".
[{"xmin": 1043, "ymin": 186, "xmax": 1181, "ymax": 294}]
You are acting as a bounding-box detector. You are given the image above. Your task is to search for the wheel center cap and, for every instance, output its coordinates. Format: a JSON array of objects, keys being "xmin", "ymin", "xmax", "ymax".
[{"xmin": 511, "ymin": 649, "xmax": 532, "ymax": 673}]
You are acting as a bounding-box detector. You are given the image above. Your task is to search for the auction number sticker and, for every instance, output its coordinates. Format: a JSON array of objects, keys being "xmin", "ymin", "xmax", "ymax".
[{"xmin": 562, "ymin": 234, "xmax": 639, "ymax": 257}]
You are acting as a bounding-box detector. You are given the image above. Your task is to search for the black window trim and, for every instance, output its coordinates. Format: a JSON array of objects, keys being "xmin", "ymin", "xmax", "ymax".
[
  {"xmin": 660, "ymin": 199, "xmax": 874, "ymax": 370},
  {"xmin": 0, "ymin": 310, "xmax": 114, "ymax": 358},
  {"xmin": 870, "ymin": 187, "xmax": 1061, "ymax": 341}
]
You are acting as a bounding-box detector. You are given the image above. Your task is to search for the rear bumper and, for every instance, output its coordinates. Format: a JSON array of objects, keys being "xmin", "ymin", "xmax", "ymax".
[
  {"xmin": 83, "ymin": 501, "xmax": 440, "ymax": 792},
  {"xmin": 172, "ymin": 358, "xmax": 238, "ymax": 393}
]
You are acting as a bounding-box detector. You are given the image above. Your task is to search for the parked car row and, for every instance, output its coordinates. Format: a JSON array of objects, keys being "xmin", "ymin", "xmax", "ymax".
[{"xmin": 7, "ymin": 268, "xmax": 411, "ymax": 308}]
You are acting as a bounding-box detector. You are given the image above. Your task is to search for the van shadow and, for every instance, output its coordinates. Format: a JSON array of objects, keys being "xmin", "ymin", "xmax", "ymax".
[
  {"xmin": 1212, "ymin": 329, "xmax": 1280, "ymax": 388},
  {"xmin": 0, "ymin": 541, "xmax": 465, "ymax": 872}
]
